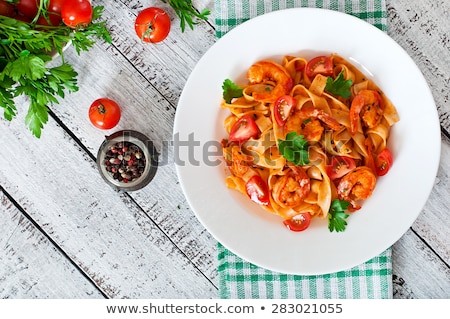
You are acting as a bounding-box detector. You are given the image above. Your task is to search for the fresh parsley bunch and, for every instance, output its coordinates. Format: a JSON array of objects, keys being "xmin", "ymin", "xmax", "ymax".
[{"xmin": 0, "ymin": 5, "xmax": 111, "ymax": 138}]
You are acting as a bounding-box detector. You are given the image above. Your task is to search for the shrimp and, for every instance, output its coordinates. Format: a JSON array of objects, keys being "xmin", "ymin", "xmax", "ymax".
[
  {"xmin": 350, "ymin": 89, "xmax": 385, "ymax": 134},
  {"xmin": 284, "ymin": 108, "xmax": 341, "ymax": 141},
  {"xmin": 272, "ymin": 166, "xmax": 311, "ymax": 208},
  {"xmin": 228, "ymin": 145, "xmax": 254, "ymax": 178},
  {"xmin": 247, "ymin": 60, "xmax": 293, "ymax": 103},
  {"xmin": 337, "ymin": 166, "xmax": 376, "ymax": 210}
]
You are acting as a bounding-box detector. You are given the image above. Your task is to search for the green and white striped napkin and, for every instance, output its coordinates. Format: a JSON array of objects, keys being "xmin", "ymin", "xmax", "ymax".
[{"xmin": 215, "ymin": 0, "xmax": 392, "ymax": 299}]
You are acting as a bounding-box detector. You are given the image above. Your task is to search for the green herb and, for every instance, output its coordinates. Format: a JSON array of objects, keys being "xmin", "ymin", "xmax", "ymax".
[
  {"xmin": 278, "ymin": 132, "xmax": 310, "ymax": 166},
  {"xmin": 0, "ymin": 4, "xmax": 111, "ymax": 137},
  {"xmin": 328, "ymin": 199, "xmax": 350, "ymax": 232},
  {"xmin": 222, "ymin": 79, "xmax": 244, "ymax": 104},
  {"xmin": 325, "ymin": 70, "xmax": 353, "ymax": 98},
  {"xmin": 163, "ymin": 0, "xmax": 210, "ymax": 32}
]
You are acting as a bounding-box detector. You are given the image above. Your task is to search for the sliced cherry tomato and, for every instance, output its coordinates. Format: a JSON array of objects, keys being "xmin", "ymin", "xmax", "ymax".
[
  {"xmin": 283, "ymin": 212, "xmax": 311, "ymax": 232},
  {"xmin": 326, "ymin": 156, "xmax": 356, "ymax": 180},
  {"xmin": 245, "ymin": 175, "xmax": 270, "ymax": 206},
  {"xmin": 375, "ymin": 148, "xmax": 393, "ymax": 176},
  {"xmin": 135, "ymin": 7, "xmax": 171, "ymax": 43},
  {"xmin": 228, "ymin": 115, "xmax": 260, "ymax": 144},
  {"xmin": 274, "ymin": 95, "xmax": 296, "ymax": 127},
  {"xmin": 61, "ymin": 0, "xmax": 93, "ymax": 28},
  {"xmin": 88, "ymin": 98, "xmax": 121, "ymax": 130},
  {"xmin": 306, "ymin": 55, "xmax": 333, "ymax": 78}
]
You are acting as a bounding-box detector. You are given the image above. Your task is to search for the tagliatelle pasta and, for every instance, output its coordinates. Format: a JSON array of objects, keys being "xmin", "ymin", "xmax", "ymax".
[{"xmin": 220, "ymin": 53, "xmax": 400, "ymax": 232}]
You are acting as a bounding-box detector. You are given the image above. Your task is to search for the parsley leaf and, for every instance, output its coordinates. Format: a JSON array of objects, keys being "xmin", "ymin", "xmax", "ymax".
[
  {"xmin": 328, "ymin": 199, "xmax": 350, "ymax": 232},
  {"xmin": 325, "ymin": 71, "xmax": 353, "ymax": 98},
  {"xmin": 164, "ymin": 0, "xmax": 210, "ymax": 32},
  {"xmin": 278, "ymin": 132, "xmax": 310, "ymax": 166},
  {"xmin": 222, "ymin": 79, "xmax": 244, "ymax": 104}
]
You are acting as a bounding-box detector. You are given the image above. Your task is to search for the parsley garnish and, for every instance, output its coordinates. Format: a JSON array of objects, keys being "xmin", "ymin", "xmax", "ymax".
[
  {"xmin": 278, "ymin": 132, "xmax": 310, "ymax": 166},
  {"xmin": 324, "ymin": 71, "xmax": 353, "ymax": 98},
  {"xmin": 0, "ymin": 6, "xmax": 111, "ymax": 138},
  {"xmin": 328, "ymin": 199, "xmax": 350, "ymax": 232},
  {"xmin": 163, "ymin": 0, "xmax": 210, "ymax": 32},
  {"xmin": 222, "ymin": 79, "xmax": 244, "ymax": 104}
]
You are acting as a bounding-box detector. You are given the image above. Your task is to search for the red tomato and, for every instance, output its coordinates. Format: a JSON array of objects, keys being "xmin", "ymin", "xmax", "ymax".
[
  {"xmin": 245, "ymin": 175, "xmax": 270, "ymax": 206},
  {"xmin": 0, "ymin": 0, "xmax": 15, "ymax": 17},
  {"xmin": 16, "ymin": 0, "xmax": 39, "ymax": 19},
  {"xmin": 306, "ymin": 55, "xmax": 333, "ymax": 78},
  {"xmin": 228, "ymin": 115, "xmax": 260, "ymax": 144},
  {"xmin": 326, "ymin": 156, "xmax": 356, "ymax": 180},
  {"xmin": 274, "ymin": 95, "xmax": 296, "ymax": 127},
  {"xmin": 61, "ymin": 0, "xmax": 93, "ymax": 28},
  {"xmin": 88, "ymin": 98, "xmax": 121, "ymax": 130},
  {"xmin": 42, "ymin": 0, "xmax": 64, "ymax": 25},
  {"xmin": 283, "ymin": 213, "xmax": 311, "ymax": 232},
  {"xmin": 375, "ymin": 148, "xmax": 393, "ymax": 176},
  {"xmin": 135, "ymin": 7, "xmax": 171, "ymax": 43}
]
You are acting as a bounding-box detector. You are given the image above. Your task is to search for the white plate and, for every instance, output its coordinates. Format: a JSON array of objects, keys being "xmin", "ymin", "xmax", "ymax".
[{"xmin": 174, "ymin": 8, "xmax": 441, "ymax": 275}]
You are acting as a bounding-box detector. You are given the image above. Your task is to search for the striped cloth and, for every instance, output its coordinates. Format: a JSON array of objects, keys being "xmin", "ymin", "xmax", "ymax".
[{"xmin": 215, "ymin": 0, "xmax": 393, "ymax": 299}]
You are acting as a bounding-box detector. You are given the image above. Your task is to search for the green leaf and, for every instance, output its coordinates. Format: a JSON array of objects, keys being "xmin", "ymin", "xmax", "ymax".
[
  {"xmin": 4, "ymin": 55, "xmax": 46, "ymax": 81},
  {"xmin": 325, "ymin": 71, "xmax": 353, "ymax": 98},
  {"xmin": 25, "ymin": 101, "xmax": 49, "ymax": 138},
  {"xmin": 278, "ymin": 132, "xmax": 310, "ymax": 166},
  {"xmin": 222, "ymin": 78, "xmax": 244, "ymax": 104},
  {"xmin": 328, "ymin": 199, "xmax": 350, "ymax": 232},
  {"xmin": 164, "ymin": 0, "xmax": 210, "ymax": 32}
]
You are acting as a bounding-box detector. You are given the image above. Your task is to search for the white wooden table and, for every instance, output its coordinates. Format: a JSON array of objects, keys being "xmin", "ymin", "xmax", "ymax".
[{"xmin": 0, "ymin": 0, "xmax": 449, "ymax": 299}]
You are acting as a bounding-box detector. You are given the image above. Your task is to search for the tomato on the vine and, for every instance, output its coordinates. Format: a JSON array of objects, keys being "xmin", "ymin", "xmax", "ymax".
[
  {"xmin": 61, "ymin": 0, "xmax": 93, "ymax": 28},
  {"xmin": 0, "ymin": 0, "xmax": 15, "ymax": 18},
  {"xmin": 135, "ymin": 7, "xmax": 171, "ymax": 43},
  {"xmin": 89, "ymin": 98, "xmax": 121, "ymax": 130},
  {"xmin": 38, "ymin": 0, "xmax": 64, "ymax": 26},
  {"xmin": 16, "ymin": 0, "xmax": 39, "ymax": 19}
]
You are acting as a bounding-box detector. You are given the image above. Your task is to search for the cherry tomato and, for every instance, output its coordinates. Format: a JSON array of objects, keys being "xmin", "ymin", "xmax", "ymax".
[
  {"xmin": 88, "ymin": 98, "xmax": 121, "ymax": 130},
  {"xmin": 326, "ymin": 156, "xmax": 356, "ymax": 180},
  {"xmin": 375, "ymin": 148, "xmax": 393, "ymax": 176},
  {"xmin": 274, "ymin": 95, "xmax": 296, "ymax": 127},
  {"xmin": 16, "ymin": 0, "xmax": 39, "ymax": 19},
  {"xmin": 306, "ymin": 55, "xmax": 333, "ymax": 78},
  {"xmin": 245, "ymin": 175, "xmax": 270, "ymax": 206},
  {"xmin": 135, "ymin": 7, "xmax": 171, "ymax": 43},
  {"xmin": 61, "ymin": 0, "xmax": 93, "ymax": 28},
  {"xmin": 228, "ymin": 115, "xmax": 260, "ymax": 144},
  {"xmin": 283, "ymin": 213, "xmax": 311, "ymax": 232},
  {"xmin": 0, "ymin": 0, "xmax": 15, "ymax": 17},
  {"xmin": 38, "ymin": 0, "xmax": 64, "ymax": 25}
]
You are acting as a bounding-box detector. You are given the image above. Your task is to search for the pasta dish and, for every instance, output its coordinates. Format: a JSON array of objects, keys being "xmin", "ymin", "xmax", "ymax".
[{"xmin": 220, "ymin": 53, "xmax": 399, "ymax": 232}]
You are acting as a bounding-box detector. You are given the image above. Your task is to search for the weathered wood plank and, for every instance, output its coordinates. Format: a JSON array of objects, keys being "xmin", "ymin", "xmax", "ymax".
[
  {"xmin": 392, "ymin": 229, "xmax": 450, "ymax": 299},
  {"xmin": 0, "ymin": 112, "xmax": 217, "ymax": 298},
  {"xmin": 0, "ymin": 189, "xmax": 104, "ymax": 298},
  {"xmin": 386, "ymin": 0, "xmax": 450, "ymax": 131}
]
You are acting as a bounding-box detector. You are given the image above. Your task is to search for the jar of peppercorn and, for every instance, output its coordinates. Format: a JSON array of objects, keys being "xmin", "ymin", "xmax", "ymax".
[{"xmin": 96, "ymin": 130, "xmax": 158, "ymax": 191}]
